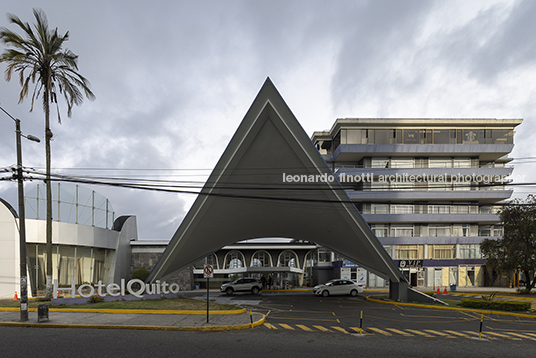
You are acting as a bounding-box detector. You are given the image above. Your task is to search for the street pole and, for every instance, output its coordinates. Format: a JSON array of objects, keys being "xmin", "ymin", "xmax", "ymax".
[
  {"xmin": 15, "ymin": 118, "xmax": 29, "ymax": 322},
  {"xmin": 2, "ymin": 105, "xmax": 39, "ymax": 322}
]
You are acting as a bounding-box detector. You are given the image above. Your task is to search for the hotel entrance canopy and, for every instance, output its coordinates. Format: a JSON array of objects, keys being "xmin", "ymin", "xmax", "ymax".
[{"xmin": 147, "ymin": 78, "xmax": 406, "ymax": 286}]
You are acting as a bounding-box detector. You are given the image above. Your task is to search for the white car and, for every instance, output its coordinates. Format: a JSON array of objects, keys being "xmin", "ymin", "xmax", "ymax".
[{"xmin": 313, "ymin": 279, "xmax": 364, "ymax": 297}]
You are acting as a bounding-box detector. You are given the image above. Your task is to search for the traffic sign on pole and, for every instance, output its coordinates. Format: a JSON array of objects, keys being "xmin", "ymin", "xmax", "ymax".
[{"xmin": 203, "ymin": 264, "xmax": 214, "ymax": 278}]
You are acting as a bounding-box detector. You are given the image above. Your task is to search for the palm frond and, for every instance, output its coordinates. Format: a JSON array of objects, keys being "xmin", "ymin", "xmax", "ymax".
[{"xmin": 0, "ymin": 7, "xmax": 94, "ymax": 122}]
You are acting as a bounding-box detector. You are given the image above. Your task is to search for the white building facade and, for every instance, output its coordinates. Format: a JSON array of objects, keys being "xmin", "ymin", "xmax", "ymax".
[
  {"xmin": 0, "ymin": 184, "xmax": 136, "ymax": 299},
  {"xmin": 312, "ymin": 118, "xmax": 522, "ymax": 289}
]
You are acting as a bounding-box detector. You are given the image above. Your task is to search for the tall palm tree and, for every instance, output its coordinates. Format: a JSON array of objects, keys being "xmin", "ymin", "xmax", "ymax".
[{"xmin": 1, "ymin": 8, "xmax": 95, "ymax": 298}]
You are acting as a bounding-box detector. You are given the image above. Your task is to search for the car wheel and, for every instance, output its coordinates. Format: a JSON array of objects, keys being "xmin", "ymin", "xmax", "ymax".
[
  {"xmin": 251, "ymin": 287, "xmax": 260, "ymax": 295},
  {"xmin": 350, "ymin": 289, "xmax": 358, "ymax": 297},
  {"xmin": 225, "ymin": 287, "xmax": 234, "ymax": 296},
  {"xmin": 322, "ymin": 290, "xmax": 329, "ymax": 297}
]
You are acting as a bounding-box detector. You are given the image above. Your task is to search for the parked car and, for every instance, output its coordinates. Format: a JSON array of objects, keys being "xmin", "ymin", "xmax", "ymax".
[
  {"xmin": 313, "ymin": 279, "xmax": 364, "ymax": 297},
  {"xmin": 220, "ymin": 277, "xmax": 263, "ymax": 295}
]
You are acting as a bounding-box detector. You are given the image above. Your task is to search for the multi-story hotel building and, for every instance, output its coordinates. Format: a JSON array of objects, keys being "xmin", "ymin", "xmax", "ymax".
[{"xmin": 311, "ymin": 118, "xmax": 522, "ymax": 288}]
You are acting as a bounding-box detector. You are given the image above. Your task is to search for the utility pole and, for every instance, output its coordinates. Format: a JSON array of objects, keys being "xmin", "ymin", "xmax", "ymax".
[{"xmin": 1, "ymin": 105, "xmax": 40, "ymax": 322}]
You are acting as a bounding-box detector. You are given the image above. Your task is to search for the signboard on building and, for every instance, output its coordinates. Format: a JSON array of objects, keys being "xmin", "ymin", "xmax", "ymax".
[{"xmin": 398, "ymin": 260, "xmax": 423, "ymax": 268}]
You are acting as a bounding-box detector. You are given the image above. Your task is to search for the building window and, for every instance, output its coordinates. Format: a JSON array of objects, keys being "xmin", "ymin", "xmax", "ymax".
[
  {"xmin": 371, "ymin": 204, "xmax": 389, "ymax": 214},
  {"xmin": 428, "ymin": 205, "xmax": 450, "ymax": 214},
  {"xmin": 478, "ymin": 225, "xmax": 491, "ymax": 236},
  {"xmin": 395, "ymin": 245, "xmax": 419, "ymax": 259},
  {"xmin": 432, "ymin": 245, "xmax": 456, "ymax": 259},
  {"xmin": 391, "ymin": 157, "xmax": 414, "ymax": 168},
  {"xmin": 453, "ymin": 224, "xmax": 470, "ymax": 237},
  {"xmin": 317, "ymin": 248, "xmax": 331, "ymax": 263},
  {"xmin": 278, "ymin": 250, "xmax": 298, "ymax": 268},
  {"xmin": 391, "ymin": 225, "xmax": 414, "ymax": 237},
  {"xmin": 453, "ymin": 157, "xmax": 472, "ymax": 168},
  {"xmin": 383, "ymin": 245, "xmax": 392, "ymax": 258},
  {"xmin": 432, "ymin": 130, "xmax": 450, "ymax": 144},
  {"xmin": 392, "ymin": 205, "xmax": 414, "ymax": 214},
  {"xmin": 459, "ymin": 244, "xmax": 482, "ymax": 259},
  {"xmin": 225, "ymin": 251, "xmax": 244, "ymax": 269},
  {"xmin": 194, "ymin": 254, "xmax": 217, "ymax": 269},
  {"xmin": 251, "ymin": 251, "xmax": 272, "ymax": 267},
  {"xmin": 371, "ymin": 157, "xmax": 389, "ymax": 168},
  {"xmin": 429, "ymin": 157, "xmax": 452, "ymax": 168},
  {"xmin": 429, "ymin": 225, "xmax": 451, "ymax": 237},
  {"xmin": 371, "ymin": 224, "xmax": 389, "ymax": 237}
]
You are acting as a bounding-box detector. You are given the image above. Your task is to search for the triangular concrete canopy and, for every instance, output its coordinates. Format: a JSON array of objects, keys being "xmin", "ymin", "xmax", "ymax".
[{"xmin": 148, "ymin": 78, "xmax": 405, "ymax": 284}]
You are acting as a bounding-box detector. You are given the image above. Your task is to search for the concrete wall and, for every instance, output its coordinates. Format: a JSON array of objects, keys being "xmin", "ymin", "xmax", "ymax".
[
  {"xmin": 0, "ymin": 200, "xmax": 20, "ymax": 299},
  {"xmin": 131, "ymin": 250, "xmax": 194, "ymax": 291}
]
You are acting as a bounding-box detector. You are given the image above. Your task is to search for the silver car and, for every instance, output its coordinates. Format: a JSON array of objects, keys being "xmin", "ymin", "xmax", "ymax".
[
  {"xmin": 313, "ymin": 279, "xmax": 364, "ymax": 297},
  {"xmin": 220, "ymin": 277, "xmax": 262, "ymax": 295}
]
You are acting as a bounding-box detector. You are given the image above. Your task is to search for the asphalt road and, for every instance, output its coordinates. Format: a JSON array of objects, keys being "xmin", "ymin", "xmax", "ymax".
[
  {"xmin": 1, "ymin": 291, "xmax": 535, "ymax": 358},
  {"xmin": 251, "ymin": 291, "xmax": 536, "ymax": 337}
]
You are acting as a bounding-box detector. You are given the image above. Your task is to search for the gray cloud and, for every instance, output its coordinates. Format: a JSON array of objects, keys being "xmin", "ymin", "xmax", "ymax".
[{"xmin": 1, "ymin": 0, "xmax": 535, "ymax": 240}]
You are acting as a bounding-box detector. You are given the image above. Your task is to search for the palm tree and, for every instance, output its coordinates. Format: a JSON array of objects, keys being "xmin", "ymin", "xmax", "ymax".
[{"xmin": 1, "ymin": 8, "xmax": 95, "ymax": 298}]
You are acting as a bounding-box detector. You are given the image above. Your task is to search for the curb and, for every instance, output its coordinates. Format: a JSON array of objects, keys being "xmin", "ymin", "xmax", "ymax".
[
  {"xmin": 0, "ymin": 307, "xmax": 246, "ymax": 315},
  {"xmin": 0, "ymin": 314, "xmax": 266, "ymax": 332},
  {"xmin": 365, "ymin": 295, "xmax": 536, "ymax": 319},
  {"xmin": 0, "ymin": 313, "xmax": 266, "ymax": 331}
]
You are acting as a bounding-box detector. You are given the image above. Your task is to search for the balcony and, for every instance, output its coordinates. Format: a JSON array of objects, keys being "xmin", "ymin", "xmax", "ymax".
[
  {"xmin": 336, "ymin": 167, "xmax": 513, "ymax": 178},
  {"xmin": 329, "ymin": 144, "xmax": 515, "ymax": 162},
  {"xmin": 347, "ymin": 189, "xmax": 514, "ymax": 203},
  {"xmin": 362, "ymin": 213, "xmax": 500, "ymax": 224}
]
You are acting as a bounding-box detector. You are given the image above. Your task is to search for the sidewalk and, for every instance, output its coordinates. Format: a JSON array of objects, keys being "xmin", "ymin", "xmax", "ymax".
[
  {"xmin": 0, "ymin": 308, "xmax": 265, "ymax": 331},
  {"xmin": 0, "ymin": 290, "xmax": 266, "ymax": 331}
]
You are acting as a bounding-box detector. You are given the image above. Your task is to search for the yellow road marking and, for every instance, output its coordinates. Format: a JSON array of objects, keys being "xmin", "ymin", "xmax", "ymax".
[
  {"xmin": 485, "ymin": 331, "xmax": 521, "ymax": 340},
  {"xmin": 423, "ymin": 330, "xmax": 455, "ymax": 338},
  {"xmin": 444, "ymin": 330, "xmax": 471, "ymax": 338},
  {"xmin": 367, "ymin": 327, "xmax": 392, "ymax": 336},
  {"xmin": 462, "ymin": 331, "xmax": 497, "ymax": 340},
  {"xmin": 406, "ymin": 329, "xmax": 433, "ymax": 337},
  {"xmin": 331, "ymin": 326, "xmax": 348, "ymax": 334},
  {"xmin": 313, "ymin": 325, "xmax": 332, "ymax": 332},
  {"xmin": 278, "ymin": 323, "xmax": 295, "ymax": 330},
  {"xmin": 296, "ymin": 324, "xmax": 314, "ymax": 332},
  {"xmin": 525, "ymin": 332, "xmax": 536, "ymax": 338},
  {"xmin": 263, "ymin": 323, "xmax": 277, "ymax": 330},
  {"xmin": 349, "ymin": 327, "xmax": 367, "ymax": 334},
  {"xmin": 505, "ymin": 332, "xmax": 536, "ymax": 341},
  {"xmin": 385, "ymin": 328, "xmax": 414, "ymax": 336}
]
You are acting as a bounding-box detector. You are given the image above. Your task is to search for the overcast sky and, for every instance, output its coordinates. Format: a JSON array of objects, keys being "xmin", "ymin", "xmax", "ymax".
[{"xmin": 1, "ymin": 0, "xmax": 535, "ymax": 241}]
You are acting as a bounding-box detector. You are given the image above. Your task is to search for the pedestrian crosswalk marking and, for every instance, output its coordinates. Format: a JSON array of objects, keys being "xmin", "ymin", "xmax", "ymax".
[
  {"xmin": 406, "ymin": 329, "xmax": 433, "ymax": 337},
  {"xmin": 423, "ymin": 330, "xmax": 455, "ymax": 338},
  {"xmin": 263, "ymin": 322, "xmax": 536, "ymax": 341},
  {"xmin": 348, "ymin": 327, "xmax": 368, "ymax": 334},
  {"xmin": 505, "ymin": 332, "xmax": 536, "ymax": 341},
  {"xmin": 484, "ymin": 331, "xmax": 521, "ymax": 340},
  {"xmin": 313, "ymin": 325, "xmax": 332, "ymax": 332},
  {"xmin": 444, "ymin": 330, "xmax": 471, "ymax": 338},
  {"xmin": 386, "ymin": 328, "xmax": 413, "ymax": 336},
  {"xmin": 296, "ymin": 324, "xmax": 314, "ymax": 332},
  {"xmin": 278, "ymin": 323, "xmax": 295, "ymax": 330},
  {"xmin": 331, "ymin": 326, "xmax": 349, "ymax": 334},
  {"xmin": 462, "ymin": 331, "xmax": 497, "ymax": 340},
  {"xmin": 367, "ymin": 327, "xmax": 392, "ymax": 336}
]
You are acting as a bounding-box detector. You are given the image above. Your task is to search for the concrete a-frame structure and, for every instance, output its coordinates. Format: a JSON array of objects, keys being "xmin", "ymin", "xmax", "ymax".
[{"xmin": 148, "ymin": 78, "xmax": 432, "ymax": 302}]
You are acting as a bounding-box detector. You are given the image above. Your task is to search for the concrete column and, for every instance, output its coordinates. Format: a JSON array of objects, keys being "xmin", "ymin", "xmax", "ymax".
[{"xmin": 389, "ymin": 280, "xmax": 409, "ymax": 302}]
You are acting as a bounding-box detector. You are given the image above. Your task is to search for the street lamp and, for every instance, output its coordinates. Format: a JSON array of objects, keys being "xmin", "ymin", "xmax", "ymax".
[{"xmin": 1, "ymin": 104, "xmax": 40, "ymax": 322}]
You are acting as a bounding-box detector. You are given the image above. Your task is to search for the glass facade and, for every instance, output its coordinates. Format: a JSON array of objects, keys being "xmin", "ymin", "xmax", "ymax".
[
  {"xmin": 337, "ymin": 128, "xmax": 513, "ymax": 147},
  {"xmin": 27, "ymin": 243, "xmax": 114, "ymax": 294}
]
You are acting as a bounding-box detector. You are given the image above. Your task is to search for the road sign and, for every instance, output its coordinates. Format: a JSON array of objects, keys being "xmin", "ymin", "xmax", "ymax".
[{"xmin": 203, "ymin": 264, "xmax": 214, "ymax": 278}]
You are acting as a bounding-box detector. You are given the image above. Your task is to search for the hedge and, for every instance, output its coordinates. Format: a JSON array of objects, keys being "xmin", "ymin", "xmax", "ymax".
[{"xmin": 460, "ymin": 298, "xmax": 531, "ymax": 312}]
